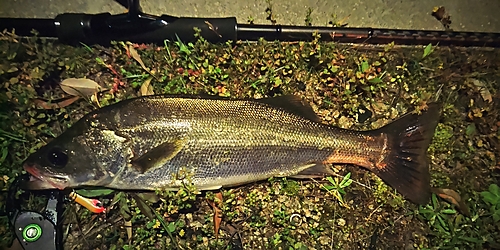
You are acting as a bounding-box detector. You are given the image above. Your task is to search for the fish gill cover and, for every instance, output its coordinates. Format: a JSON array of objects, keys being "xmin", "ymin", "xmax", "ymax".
[{"xmin": 0, "ymin": 29, "xmax": 499, "ymax": 249}]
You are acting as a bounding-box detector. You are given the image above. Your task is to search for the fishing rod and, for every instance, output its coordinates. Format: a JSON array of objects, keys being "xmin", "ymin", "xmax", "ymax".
[{"xmin": 1, "ymin": 0, "xmax": 499, "ymax": 47}]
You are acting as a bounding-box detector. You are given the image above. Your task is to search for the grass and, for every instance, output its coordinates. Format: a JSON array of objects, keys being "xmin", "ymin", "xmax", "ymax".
[
  {"xmin": 0, "ymin": 26, "xmax": 499, "ymax": 249},
  {"xmin": 322, "ymin": 173, "xmax": 353, "ymax": 207}
]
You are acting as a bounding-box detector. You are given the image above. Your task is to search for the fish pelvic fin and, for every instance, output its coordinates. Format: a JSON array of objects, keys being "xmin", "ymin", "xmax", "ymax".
[{"xmin": 369, "ymin": 103, "xmax": 441, "ymax": 205}]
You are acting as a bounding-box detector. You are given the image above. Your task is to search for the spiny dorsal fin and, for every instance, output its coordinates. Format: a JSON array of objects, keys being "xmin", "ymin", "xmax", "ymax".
[
  {"xmin": 131, "ymin": 138, "xmax": 185, "ymax": 174},
  {"xmin": 258, "ymin": 95, "xmax": 321, "ymax": 122}
]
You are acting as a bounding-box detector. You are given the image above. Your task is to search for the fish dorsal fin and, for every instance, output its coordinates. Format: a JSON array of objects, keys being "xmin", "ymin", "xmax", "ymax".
[
  {"xmin": 257, "ymin": 95, "xmax": 320, "ymax": 122},
  {"xmin": 131, "ymin": 138, "xmax": 185, "ymax": 174}
]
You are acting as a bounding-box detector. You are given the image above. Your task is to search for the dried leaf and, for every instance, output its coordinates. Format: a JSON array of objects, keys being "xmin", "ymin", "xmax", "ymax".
[
  {"xmin": 469, "ymin": 78, "xmax": 493, "ymax": 103},
  {"xmin": 33, "ymin": 96, "xmax": 80, "ymax": 109},
  {"xmin": 207, "ymin": 192, "xmax": 223, "ymax": 239},
  {"xmin": 224, "ymin": 223, "xmax": 243, "ymax": 248},
  {"xmin": 90, "ymin": 92, "xmax": 101, "ymax": 108},
  {"xmin": 129, "ymin": 44, "xmax": 150, "ymax": 72},
  {"xmin": 60, "ymin": 78, "xmax": 104, "ymax": 97},
  {"xmin": 432, "ymin": 6, "xmax": 446, "ymax": 20},
  {"xmin": 204, "ymin": 21, "xmax": 222, "ymax": 38},
  {"xmin": 124, "ymin": 220, "xmax": 132, "ymax": 240},
  {"xmin": 431, "ymin": 188, "xmax": 471, "ymax": 216},
  {"xmin": 139, "ymin": 77, "xmax": 154, "ymax": 96},
  {"xmin": 431, "ymin": 6, "xmax": 452, "ymax": 30}
]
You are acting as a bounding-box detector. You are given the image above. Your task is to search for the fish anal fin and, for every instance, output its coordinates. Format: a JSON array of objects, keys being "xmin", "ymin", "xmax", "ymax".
[
  {"xmin": 258, "ymin": 95, "xmax": 321, "ymax": 122},
  {"xmin": 197, "ymin": 185, "xmax": 223, "ymax": 191},
  {"xmin": 131, "ymin": 138, "xmax": 185, "ymax": 173},
  {"xmin": 290, "ymin": 164, "xmax": 335, "ymax": 179}
]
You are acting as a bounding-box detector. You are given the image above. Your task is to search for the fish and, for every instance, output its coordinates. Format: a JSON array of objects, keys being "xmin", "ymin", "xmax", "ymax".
[{"xmin": 21, "ymin": 95, "xmax": 440, "ymax": 205}]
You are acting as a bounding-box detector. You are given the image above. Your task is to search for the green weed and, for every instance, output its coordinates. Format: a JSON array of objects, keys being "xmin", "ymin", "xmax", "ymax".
[
  {"xmin": 323, "ymin": 172, "xmax": 353, "ymax": 207},
  {"xmin": 481, "ymin": 184, "xmax": 500, "ymax": 222}
]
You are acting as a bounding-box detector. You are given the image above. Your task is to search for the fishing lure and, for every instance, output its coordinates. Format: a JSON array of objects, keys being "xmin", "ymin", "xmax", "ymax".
[{"xmin": 68, "ymin": 191, "xmax": 106, "ymax": 213}]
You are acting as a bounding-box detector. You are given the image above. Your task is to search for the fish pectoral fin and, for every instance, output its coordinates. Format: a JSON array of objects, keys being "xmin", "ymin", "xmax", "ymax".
[
  {"xmin": 135, "ymin": 192, "xmax": 160, "ymax": 203},
  {"xmin": 131, "ymin": 138, "xmax": 186, "ymax": 174},
  {"xmin": 257, "ymin": 95, "xmax": 321, "ymax": 122},
  {"xmin": 290, "ymin": 164, "xmax": 335, "ymax": 179}
]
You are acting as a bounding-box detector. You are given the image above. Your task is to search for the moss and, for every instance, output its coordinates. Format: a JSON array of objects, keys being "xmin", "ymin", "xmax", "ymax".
[{"xmin": 429, "ymin": 123, "xmax": 454, "ymax": 155}]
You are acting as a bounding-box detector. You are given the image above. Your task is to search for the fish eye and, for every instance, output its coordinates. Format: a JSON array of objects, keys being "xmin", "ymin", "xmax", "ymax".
[{"xmin": 47, "ymin": 148, "xmax": 68, "ymax": 168}]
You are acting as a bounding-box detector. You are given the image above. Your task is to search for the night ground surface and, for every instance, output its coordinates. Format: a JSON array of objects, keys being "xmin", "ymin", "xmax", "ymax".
[
  {"xmin": 1, "ymin": 0, "xmax": 499, "ymax": 32},
  {"xmin": 0, "ymin": 1, "xmax": 500, "ymax": 249}
]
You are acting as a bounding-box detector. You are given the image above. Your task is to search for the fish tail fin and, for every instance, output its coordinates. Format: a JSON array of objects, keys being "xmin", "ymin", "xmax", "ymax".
[{"xmin": 370, "ymin": 103, "xmax": 441, "ymax": 205}]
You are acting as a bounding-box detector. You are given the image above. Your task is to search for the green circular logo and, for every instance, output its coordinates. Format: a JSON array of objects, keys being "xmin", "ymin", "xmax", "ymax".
[{"xmin": 22, "ymin": 224, "xmax": 42, "ymax": 242}]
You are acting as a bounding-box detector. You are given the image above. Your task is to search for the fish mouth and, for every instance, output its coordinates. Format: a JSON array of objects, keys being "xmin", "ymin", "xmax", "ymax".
[{"xmin": 22, "ymin": 163, "xmax": 69, "ymax": 190}]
